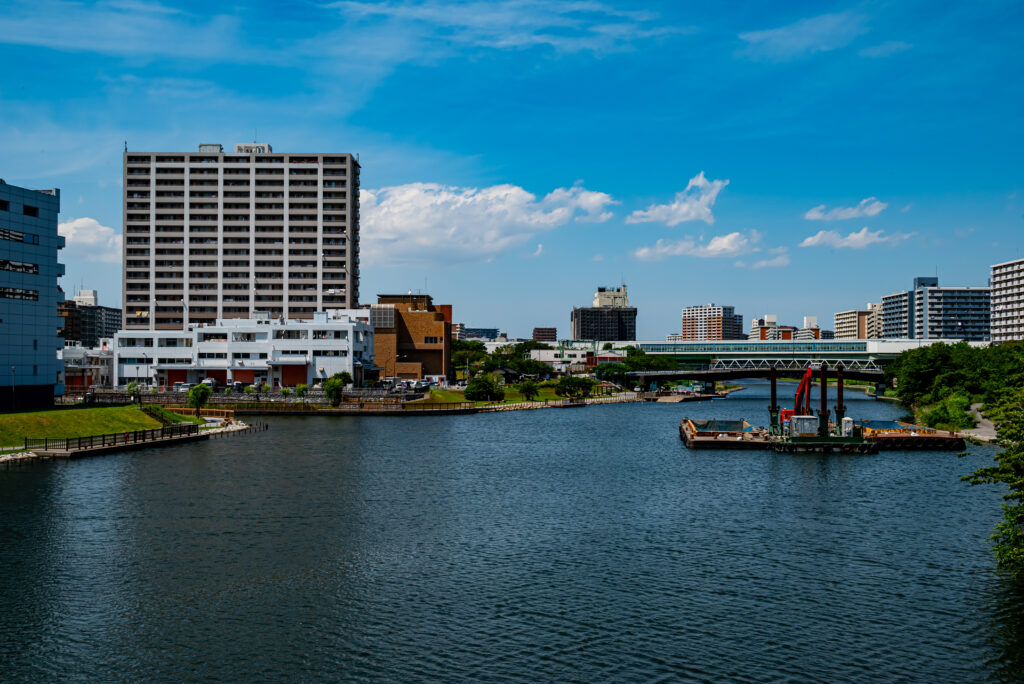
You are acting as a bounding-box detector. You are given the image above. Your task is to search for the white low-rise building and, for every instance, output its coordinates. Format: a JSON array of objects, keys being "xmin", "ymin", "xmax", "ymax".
[{"xmin": 113, "ymin": 310, "xmax": 373, "ymax": 389}]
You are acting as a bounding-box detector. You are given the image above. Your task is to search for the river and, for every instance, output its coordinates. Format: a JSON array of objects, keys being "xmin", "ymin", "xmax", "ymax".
[{"xmin": 1, "ymin": 381, "xmax": 1022, "ymax": 681}]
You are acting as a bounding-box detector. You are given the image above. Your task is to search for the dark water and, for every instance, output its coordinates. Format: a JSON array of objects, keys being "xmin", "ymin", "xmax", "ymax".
[{"xmin": 2, "ymin": 381, "xmax": 1022, "ymax": 682}]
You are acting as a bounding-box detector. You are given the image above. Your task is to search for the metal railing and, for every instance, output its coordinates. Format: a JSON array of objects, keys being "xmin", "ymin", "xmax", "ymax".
[{"xmin": 25, "ymin": 423, "xmax": 199, "ymax": 451}]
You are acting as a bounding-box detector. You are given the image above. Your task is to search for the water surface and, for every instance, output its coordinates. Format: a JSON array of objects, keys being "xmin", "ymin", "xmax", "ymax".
[{"xmin": 1, "ymin": 381, "xmax": 1020, "ymax": 681}]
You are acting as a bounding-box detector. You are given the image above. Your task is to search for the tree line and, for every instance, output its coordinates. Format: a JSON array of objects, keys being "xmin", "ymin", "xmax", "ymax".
[{"xmin": 889, "ymin": 340, "xmax": 1024, "ymax": 578}]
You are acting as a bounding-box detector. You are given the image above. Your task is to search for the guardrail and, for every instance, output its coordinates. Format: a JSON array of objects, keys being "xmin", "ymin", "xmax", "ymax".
[
  {"xmin": 163, "ymin": 407, "xmax": 235, "ymax": 419},
  {"xmin": 24, "ymin": 423, "xmax": 199, "ymax": 452}
]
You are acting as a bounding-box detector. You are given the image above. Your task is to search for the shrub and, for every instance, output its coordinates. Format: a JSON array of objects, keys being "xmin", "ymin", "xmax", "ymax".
[{"xmin": 465, "ymin": 374, "xmax": 505, "ymax": 402}]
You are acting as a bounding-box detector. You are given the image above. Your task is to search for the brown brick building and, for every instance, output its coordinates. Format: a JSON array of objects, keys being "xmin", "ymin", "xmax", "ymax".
[{"xmin": 371, "ymin": 294, "xmax": 453, "ymax": 380}]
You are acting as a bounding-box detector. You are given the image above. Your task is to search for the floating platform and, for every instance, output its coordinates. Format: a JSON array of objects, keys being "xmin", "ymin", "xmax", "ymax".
[
  {"xmin": 857, "ymin": 421, "xmax": 966, "ymax": 450},
  {"xmin": 679, "ymin": 418, "xmax": 770, "ymax": 450}
]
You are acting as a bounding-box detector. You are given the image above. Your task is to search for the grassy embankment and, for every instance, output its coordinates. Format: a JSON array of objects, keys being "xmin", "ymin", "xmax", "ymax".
[
  {"xmin": 0, "ymin": 405, "xmax": 197, "ymax": 448},
  {"xmin": 419, "ymin": 382, "xmax": 596, "ymax": 406}
]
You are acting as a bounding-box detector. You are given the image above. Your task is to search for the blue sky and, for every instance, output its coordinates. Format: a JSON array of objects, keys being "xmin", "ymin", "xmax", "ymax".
[{"xmin": 1, "ymin": 0, "xmax": 1021, "ymax": 338}]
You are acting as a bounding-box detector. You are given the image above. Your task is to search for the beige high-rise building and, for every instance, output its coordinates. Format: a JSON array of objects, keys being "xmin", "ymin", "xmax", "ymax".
[
  {"xmin": 123, "ymin": 142, "xmax": 359, "ymax": 330},
  {"xmin": 834, "ymin": 303, "xmax": 882, "ymax": 339},
  {"xmin": 991, "ymin": 258, "xmax": 1024, "ymax": 341}
]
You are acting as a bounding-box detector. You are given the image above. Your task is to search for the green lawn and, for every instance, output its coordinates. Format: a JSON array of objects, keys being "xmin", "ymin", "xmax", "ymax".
[
  {"xmin": 0, "ymin": 406, "xmax": 165, "ymax": 446},
  {"xmin": 142, "ymin": 404, "xmax": 205, "ymax": 426},
  {"xmin": 419, "ymin": 385, "xmax": 595, "ymax": 406}
]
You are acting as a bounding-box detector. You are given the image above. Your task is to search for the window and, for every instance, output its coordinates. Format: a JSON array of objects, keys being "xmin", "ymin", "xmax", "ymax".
[
  {"xmin": 0, "ymin": 286, "xmax": 38, "ymax": 301},
  {"xmin": 33, "ymin": 365, "xmax": 38, "ymax": 377},
  {"xmin": 33, "ymin": 339, "xmax": 38, "ymax": 350},
  {"xmin": 424, "ymin": 336, "xmax": 439, "ymax": 344},
  {"xmin": 0, "ymin": 200, "xmax": 8, "ymax": 211},
  {"xmin": 0, "ymin": 259, "xmax": 39, "ymax": 275},
  {"xmin": 23, "ymin": 205, "xmax": 39, "ymax": 217}
]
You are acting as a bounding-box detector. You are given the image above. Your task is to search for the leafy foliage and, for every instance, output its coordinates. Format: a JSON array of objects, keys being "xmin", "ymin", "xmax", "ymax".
[
  {"xmin": 126, "ymin": 381, "xmax": 138, "ymax": 396},
  {"xmin": 323, "ymin": 378, "xmax": 346, "ymax": 406},
  {"xmin": 515, "ymin": 379, "xmax": 540, "ymax": 401},
  {"xmin": 464, "ymin": 374, "xmax": 505, "ymax": 402},
  {"xmin": 187, "ymin": 383, "xmax": 212, "ymax": 417},
  {"xmin": 555, "ymin": 376, "xmax": 595, "ymax": 399},
  {"xmin": 480, "ymin": 343, "xmax": 550, "ymax": 376},
  {"xmin": 331, "ymin": 371, "xmax": 353, "ymax": 386},
  {"xmin": 244, "ymin": 385, "xmax": 256, "ymax": 396},
  {"xmin": 892, "ymin": 341, "xmax": 1024, "ymax": 576},
  {"xmin": 594, "ymin": 362, "xmax": 630, "ymax": 385},
  {"xmin": 964, "ymin": 388, "xmax": 1024, "ymax": 579},
  {"xmin": 280, "ymin": 387, "xmax": 291, "ymax": 397},
  {"xmin": 295, "ymin": 384, "xmax": 308, "ymax": 399}
]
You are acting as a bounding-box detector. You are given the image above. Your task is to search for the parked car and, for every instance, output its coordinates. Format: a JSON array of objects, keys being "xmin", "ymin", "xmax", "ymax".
[
  {"xmin": 201, "ymin": 377, "xmax": 221, "ymax": 390},
  {"xmin": 172, "ymin": 382, "xmax": 187, "ymax": 392},
  {"xmin": 231, "ymin": 381, "xmax": 247, "ymax": 392}
]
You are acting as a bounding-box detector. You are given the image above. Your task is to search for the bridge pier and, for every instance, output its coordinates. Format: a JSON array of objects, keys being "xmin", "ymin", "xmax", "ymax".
[
  {"xmin": 834, "ymin": 364, "xmax": 846, "ymax": 435},
  {"xmin": 817, "ymin": 364, "xmax": 830, "ymax": 438},
  {"xmin": 768, "ymin": 365, "xmax": 780, "ymax": 435}
]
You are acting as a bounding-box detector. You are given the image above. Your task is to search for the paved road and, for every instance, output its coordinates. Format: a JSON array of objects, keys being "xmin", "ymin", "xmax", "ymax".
[{"xmin": 962, "ymin": 402, "xmax": 998, "ymax": 442}]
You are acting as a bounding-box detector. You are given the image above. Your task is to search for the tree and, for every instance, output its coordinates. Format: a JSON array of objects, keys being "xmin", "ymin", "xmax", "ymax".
[
  {"xmin": 452, "ymin": 339, "xmax": 487, "ymax": 354},
  {"xmin": 323, "ymin": 377, "xmax": 346, "ymax": 406},
  {"xmin": 188, "ymin": 383, "xmax": 212, "ymax": 418},
  {"xmin": 331, "ymin": 371, "xmax": 353, "ymax": 387},
  {"xmin": 602, "ymin": 342, "xmax": 614, "ymax": 351},
  {"xmin": 244, "ymin": 385, "xmax": 256, "ymax": 400},
  {"xmin": 261, "ymin": 383, "xmax": 271, "ymax": 394},
  {"xmin": 555, "ymin": 376, "xmax": 595, "ymax": 400},
  {"xmin": 965, "ymin": 387, "xmax": 1024, "ymax": 579},
  {"xmin": 516, "ymin": 379, "xmax": 540, "ymax": 402},
  {"xmin": 224, "ymin": 387, "xmax": 233, "ymax": 396},
  {"xmin": 464, "ymin": 374, "xmax": 505, "ymax": 402},
  {"xmin": 296, "ymin": 384, "xmax": 308, "ymax": 399},
  {"xmin": 281, "ymin": 387, "xmax": 291, "ymax": 397},
  {"xmin": 594, "ymin": 362, "xmax": 630, "ymax": 386},
  {"xmin": 126, "ymin": 380, "xmax": 138, "ymax": 403}
]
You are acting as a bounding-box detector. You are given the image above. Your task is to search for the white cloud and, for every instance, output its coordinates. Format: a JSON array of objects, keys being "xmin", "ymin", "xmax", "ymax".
[
  {"xmin": 804, "ymin": 197, "xmax": 887, "ymax": 221},
  {"xmin": 626, "ymin": 172, "xmax": 729, "ymax": 226},
  {"xmin": 531, "ymin": 243, "xmax": 543, "ymax": 257},
  {"xmin": 752, "ymin": 248, "xmax": 791, "ymax": 269},
  {"xmin": 739, "ymin": 12, "xmax": 867, "ymax": 60},
  {"xmin": 331, "ymin": 1, "xmax": 690, "ymax": 54},
  {"xmin": 859, "ymin": 41, "xmax": 911, "ymax": 58},
  {"xmin": 799, "ymin": 226, "xmax": 912, "ymax": 249},
  {"xmin": 592, "ymin": 254, "xmax": 604, "ymax": 262},
  {"xmin": 58, "ymin": 217, "xmax": 122, "ymax": 263},
  {"xmin": 633, "ymin": 231, "xmax": 757, "ymax": 261},
  {"xmin": 360, "ymin": 181, "xmax": 616, "ymax": 266}
]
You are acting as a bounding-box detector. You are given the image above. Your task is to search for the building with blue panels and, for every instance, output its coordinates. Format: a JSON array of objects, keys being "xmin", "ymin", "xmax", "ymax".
[{"xmin": 0, "ymin": 180, "xmax": 65, "ymax": 410}]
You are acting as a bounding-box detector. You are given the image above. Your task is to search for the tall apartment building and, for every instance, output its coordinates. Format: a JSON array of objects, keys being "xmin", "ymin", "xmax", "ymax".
[
  {"xmin": 0, "ymin": 180, "xmax": 65, "ymax": 410},
  {"xmin": 882, "ymin": 277, "xmax": 990, "ymax": 340},
  {"xmin": 991, "ymin": 258, "xmax": 1024, "ymax": 342},
  {"xmin": 371, "ymin": 294, "xmax": 453, "ymax": 380},
  {"xmin": 834, "ymin": 303, "xmax": 881, "ymax": 339},
  {"xmin": 123, "ymin": 142, "xmax": 359, "ymax": 330},
  {"xmin": 679, "ymin": 303, "xmax": 744, "ymax": 340},
  {"xmin": 571, "ymin": 285, "xmax": 636, "ymax": 341}
]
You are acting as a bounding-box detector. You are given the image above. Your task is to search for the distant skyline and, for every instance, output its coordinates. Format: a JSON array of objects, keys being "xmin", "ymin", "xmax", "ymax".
[{"xmin": 1, "ymin": 0, "xmax": 1021, "ymax": 337}]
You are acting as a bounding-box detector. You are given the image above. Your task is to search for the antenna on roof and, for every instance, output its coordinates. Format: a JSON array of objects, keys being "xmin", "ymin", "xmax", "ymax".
[
  {"xmin": 123, "ymin": 140, "xmax": 127, "ymax": 153},
  {"xmin": 254, "ymin": 128, "xmax": 257, "ymax": 143}
]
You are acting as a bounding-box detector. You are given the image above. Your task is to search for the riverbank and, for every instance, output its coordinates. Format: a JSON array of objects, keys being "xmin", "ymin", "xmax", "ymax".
[{"xmin": 0, "ymin": 419, "xmax": 256, "ymax": 466}]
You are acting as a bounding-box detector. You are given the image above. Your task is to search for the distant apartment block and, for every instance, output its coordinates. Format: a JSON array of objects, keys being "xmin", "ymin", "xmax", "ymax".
[
  {"xmin": 679, "ymin": 303, "xmax": 744, "ymax": 340},
  {"xmin": 532, "ymin": 327, "xmax": 557, "ymax": 342},
  {"xmin": 991, "ymin": 258, "xmax": 1024, "ymax": 342},
  {"xmin": 463, "ymin": 327, "xmax": 500, "ymax": 340},
  {"xmin": 882, "ymin": 277, "xmax": 990, "ymax": 340},
  {"xmin": 834, "ymin": 303, "xmax": 881, "ymax": 339},
  {"xmin": 123, "ymin": 142, "xmax": 359, "ymax": 330},
  {"xmin": 59, "ymin": 290, "xmax": 121, "ymax": 347},
  {"xmin": 0, "ymin": 180, "xmax": 65, "ymax": 410}
]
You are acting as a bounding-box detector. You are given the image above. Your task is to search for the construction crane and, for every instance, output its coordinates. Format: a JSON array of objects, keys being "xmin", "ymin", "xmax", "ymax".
[{"xmin": 779, "ymin": 366, "xmax": 814, "ymax": 424}]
